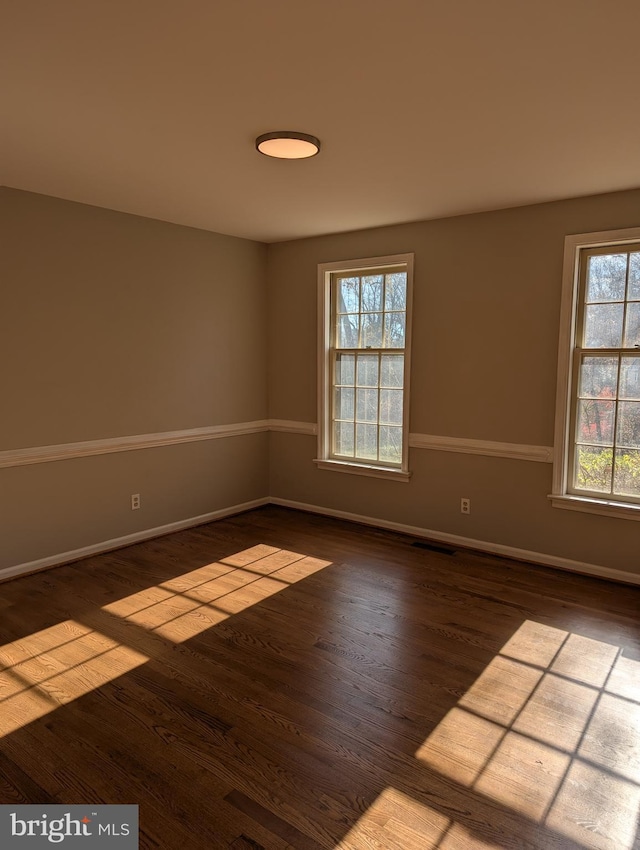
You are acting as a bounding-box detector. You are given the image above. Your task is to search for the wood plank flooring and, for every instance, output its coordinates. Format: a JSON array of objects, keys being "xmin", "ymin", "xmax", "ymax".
[{"xmin": 0, "ymin": 505, "xmax": 638, "ymax": 849}]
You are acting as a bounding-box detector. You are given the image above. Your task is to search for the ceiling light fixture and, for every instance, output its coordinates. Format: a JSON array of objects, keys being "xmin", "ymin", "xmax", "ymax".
[{"xmin": 255, "ymin": 131, "xmax": 321, "ymax": 159}]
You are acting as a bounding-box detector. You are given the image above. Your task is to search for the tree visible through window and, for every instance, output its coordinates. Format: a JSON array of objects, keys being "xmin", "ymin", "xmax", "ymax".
[
  {"xmin": 571, "ymin": 246, "xmax": 640, "ymax": 500},
  {"xmin": 316, "ymin": 255, "xmax": 413, "ymax": 480}
]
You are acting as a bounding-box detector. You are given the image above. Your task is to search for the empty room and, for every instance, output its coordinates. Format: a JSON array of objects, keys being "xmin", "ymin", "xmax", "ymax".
[{"xmin": 1, "ymin": 2, "xmax": 639, "ymax": 849}]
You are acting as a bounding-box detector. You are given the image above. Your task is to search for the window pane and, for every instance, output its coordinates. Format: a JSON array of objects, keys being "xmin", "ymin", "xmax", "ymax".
[
  {"xmin": 361, "ymin": 313, "xmax": 383, "ymax": 348},
  {"xmin": 337, "ymin": 277, "xmax": 360, "ymax": 313},
  {"xmin": 624, "ymin": 302, "xmax": 640, "ymax": 348},
  {"xmin": 334, "ymin": 387, "xmax": 354, "ymax": 421},
  {"xmin": 328, "ymin": 261, "xmax": 409, "ymax": 470},
  {"xmin": 356, "ymin": 388, "xmax": 378, "ymax": 423},
  {"xmin": 338, "ymin": 314, "xmax": 360, "ymax": 347},
  {"xmin": 356, "ymin": 355, "xmax": 379, "ymax": 387},
  {"xmin": 380, "ymin": 389, "xmax": 403, "ymax": 425},
  {"xmin": 575, "ymin": 446, "xmax": 613, "ymax": 493},
  {"xmin": 379, "ymin": 425, "xmax": 402, "ymax": 464},
  {"xmin": 620, "ymin": 357, "xmax": 640, "ymax": 399},
  {"xmin": 567, "ymin": 245, "xmax": 640, "ymax": 503},
  {"xmin": 584, "ymin": 303, "xmax": 624, "ymax": 348},
  {"xmin": 629, "ymin": 253, "xmax": 640, "ymax": 300},
  {"xmin": 335, "ymin": 353, "xmax": 355, "ymax": 386},
  {"xmin": 385, "ymin": 273, "xmax": 407, "ymax": 310},
  {"xmin": 586, "ymin": 254, "xmax": 627, "ymax": 302},
  {"xmin": 613, "ymin": 449, "xmax": 640, "ymax": 497},
  {"xmin": 361, "ymin": 276, "xmax": 383, "ymax": 312},
  {"xmin": 384, "ymin": 313, "xmax": 406, "ymax": 348},
  {"xmin": 576, "ymin": 399, "xmax": 615, "ymax": 445},
  {"xmin": 334, "ymin": 421, "xmax": 354, "ymax": 457},
  {"xmin": 356, "ymin": 423, "xmax": 378, "ymax": 460},
  {"xmin": 578, "ymin": 357, "xmax": 618, "ymax": 399},
  {"xmin": 381, "ymin": 354, "xmax": 404, "ymax": 388},
  {"xmin": 616, "ymin": 401, "xmax": 640, "ymax": 448}
]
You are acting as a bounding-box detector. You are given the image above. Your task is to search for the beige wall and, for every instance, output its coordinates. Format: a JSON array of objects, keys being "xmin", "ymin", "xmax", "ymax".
[
  {"xmin": 0, "ymin": 188, "xmax": 268, "ymax": 571},
  {"xmin": 3, "ymin": 185, "xmax": 639, "ymax": 580},
  {"xmin": 267, "ymin": 188, "xmax": 640, "ymax": 578}
]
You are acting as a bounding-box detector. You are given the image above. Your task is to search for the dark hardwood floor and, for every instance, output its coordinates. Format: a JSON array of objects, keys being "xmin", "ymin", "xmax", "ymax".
[{"xmin": 0, "ymin": 505, "xmax": 638, "ymax": 849}]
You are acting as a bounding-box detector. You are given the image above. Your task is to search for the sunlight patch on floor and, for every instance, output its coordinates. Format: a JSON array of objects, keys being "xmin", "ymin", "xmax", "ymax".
[
  {"xmin": 104, "ymin": 545, "xmax": 330, "ymax": 642},
  {"xmin": 0, "ymin": 545, "xmax": 331, "ymax": 737},
  {"xmin": 0, "ymin": 621, "xmax": 148, "ymax": 737},
  {"xmin": 416, "ymin": 620, "xmax": 640, "ymax": 850},
  {"xmin": 335, "ymin": 787, "xmax": 451, "ymax": 850}
]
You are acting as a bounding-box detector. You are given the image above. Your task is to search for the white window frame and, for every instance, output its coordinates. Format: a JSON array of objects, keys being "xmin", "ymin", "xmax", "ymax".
[
  {"xmin": 551, "ymin": 226, "xmax": 640, "ymax": 520},
  {"xmin": 315, "ymin": 253, "xmax": 414, "ymax": 482}
]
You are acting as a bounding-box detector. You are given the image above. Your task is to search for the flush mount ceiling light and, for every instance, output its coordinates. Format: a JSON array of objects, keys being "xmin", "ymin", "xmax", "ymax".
[{"xmin": 255, "ymin": 131, "xmax": 321, "ymax": 159}]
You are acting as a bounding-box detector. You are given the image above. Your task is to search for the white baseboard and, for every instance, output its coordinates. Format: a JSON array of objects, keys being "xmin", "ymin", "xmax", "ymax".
[
  {"xmin": 0, "ymin": 498, "xmax": 270, "ymax": 584},
  {"xmin": 3, "ymin": 495, "xmax": 638, "ymax": 588},
  {"xmin": 269, "ymin": 497, "xmax": 640, "ymax": 587}
]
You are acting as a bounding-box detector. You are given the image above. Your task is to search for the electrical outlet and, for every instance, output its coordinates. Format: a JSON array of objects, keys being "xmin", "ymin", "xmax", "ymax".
[
  {"xmin": 131, "ymin": 494, "xmax": 141, "ymax": 510},
  {"xmin": 460, "ymin": 497, "xmax": 470, "ymax": 515}
]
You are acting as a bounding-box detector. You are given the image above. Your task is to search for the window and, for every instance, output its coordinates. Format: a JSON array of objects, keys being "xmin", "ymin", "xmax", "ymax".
[
  {"xmin": 552, "ymin": 227, "xmax": 640, "ymax": 518},
  {"xmin": 316, "ymin": 254, "xmax": 413, "ymax": 481}
]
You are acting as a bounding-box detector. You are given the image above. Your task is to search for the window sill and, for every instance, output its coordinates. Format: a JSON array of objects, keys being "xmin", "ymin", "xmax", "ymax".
[
  {"xmin": 314, "ymin": 458, "xmax": 411, "ymax": 482},
  {"xmin": 549, "ymin": 493, "xmax": 640, "ymax": 521}
]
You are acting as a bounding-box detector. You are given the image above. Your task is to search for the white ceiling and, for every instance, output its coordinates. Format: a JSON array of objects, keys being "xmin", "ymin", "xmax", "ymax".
[{"xmin": 3, "ymin": 0, "xmax": 640, "ymax": 243}]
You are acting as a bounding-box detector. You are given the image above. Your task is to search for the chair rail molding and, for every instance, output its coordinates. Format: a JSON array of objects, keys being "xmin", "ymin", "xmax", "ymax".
[
  {"xmin": 0, "ymin": 421, "xmax": 552, "ymax": 469},
  {"xmin": 0, "ymin": 421, "xmax": 270, "ymax": 469},
  {"xmin": 409, "ymin": 433, "xmax": 553, "ymax": 463}
]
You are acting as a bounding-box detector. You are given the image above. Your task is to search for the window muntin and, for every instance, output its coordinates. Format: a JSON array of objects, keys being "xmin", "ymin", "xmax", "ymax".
[
  {"xmin": 569, "ymin": 245, "xmax": 640, "ymax": 502},
  {"xmin": 317, "ymin": 254, "xmax": 413, "ymax": 478},
  {"xmin": 331, "ymin": 268, "xmax": 407, "ymax": 467}
]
